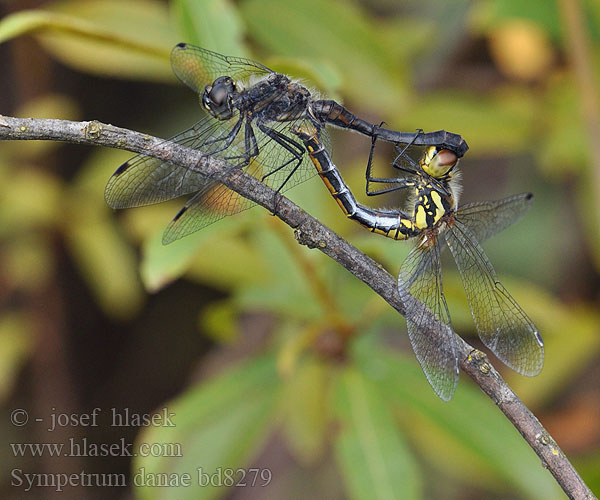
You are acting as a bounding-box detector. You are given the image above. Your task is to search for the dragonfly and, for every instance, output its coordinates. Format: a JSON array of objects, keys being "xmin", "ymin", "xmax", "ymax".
[
  {"xmin": 105, "ymin": 43, "xmax": 469, "ymax": 244},
  {"xmin": 293, "ymin": 126, "xmax": 544, "ymax": 401}
]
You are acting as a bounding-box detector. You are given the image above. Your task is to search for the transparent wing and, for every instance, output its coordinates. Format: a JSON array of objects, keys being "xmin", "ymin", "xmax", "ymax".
[
  {"xmin": 104, "ymin": 113, "xmax": 248, "ymax": 209},
  {"xmin": 444, "ymin": 220, "xmax": 544, "ymax": 376},
  {"xmin": 455, "ymin": 193, "xmax": 533, "ymax": 243},
  {"xmin": 398, "ymin": 236, "xmax": 460, "ymax": 401},
  {"xmin": 161, "ymin": 120, "xmax": 330, "ymax": 244},
  {"xmin": 170, "ymin": 43, "xmax": 273, "ymax": 94}
]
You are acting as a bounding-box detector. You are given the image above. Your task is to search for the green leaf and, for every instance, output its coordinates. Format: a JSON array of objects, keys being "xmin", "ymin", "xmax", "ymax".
[
  {"xmin": 133, "ymin": 354, "xmax": 279, "ymax": 500},
  {"xmin": 472, "ymin": 0, "xmax": 562, "ymax": 40},
  {"xmin": 234, "ymin": 221, "xmax": 322, "ymax": 320},
  {"xmin": 396, "ymin": 87, "xmax": 537, "ymax": 156},
  {"xmin": 239, "ymin": 0, "xmax": 408, "ymax": 110},
  {"xmin": 574, "ymin": 451, "xmax": 600, "ymax": 496},
  {"xmin": 281, "ymin": 357, "xmax": 332, "ymax": 465},
  {"xmin": 64, "ymin": 148, "xmax": 145, "ymax": 319},
  {"xmin": 354, "ymin": 342, "xmax": 563, "ymax": 499},
  {"xmin": 266, "ymin": 55, "xmax": 343, "ymax": 101},
  {"xmin": 0, "ymin": 1, "xmax": 176, "ymax": 81},
  {"xmin": 334, "ymin": 367, "xmax": 422, "ymax": 500},
  {"xmin": 199, "ymin": 299, "xmax": 238, "ymax": 344},
  {"xmin": 171, "ymin": 0, "xmax": 246, "ymax": 55},
  {"xmin": 141, "ymin": 212, "xmax": 262, "ymax": 292}
]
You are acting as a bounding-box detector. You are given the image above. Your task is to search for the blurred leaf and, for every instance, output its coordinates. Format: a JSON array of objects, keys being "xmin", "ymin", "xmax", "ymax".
[
  {"xmin": 239, "ymin": 0, "xmax": 408, "ymax": 110},
  {"xmin": 281, "ymin": 357, "xmax": 332, "ymax": 465},
  {"xmin": 577, "ymin": 174, "xmax": 600, "ymax": 270},
  {"xmin": 508, "ymin": 300, "xmax": 600, "ymax": 404},
  {"xmin": 0, "ymin": 167, "xmax": 62, "ymax": 234},
  {"xmin": 277, "ymin": 322, "xmax": 321, "ymax": 377},
  {"xmin": 134, "ymin": 354, "xmax": 279, "ymax": 500},
  {"xmin": 487, "ymin": 19, "xmax": 555, "ymax": 81},
  {"xmin": 64, "ymin": 148, "xmax": 145, "ymax": 319},
  {"xmin": 333, "ymin": 366, "xmax": 422, "ymax": 500},
  {"xmin": 266, "ymin": 55, "xmax": 343, "ymax": 101},
  {"xmin": 3, "ymin": 234, "xmax": 55, "ymax": 291},
  {"xmin": 537, "ymin": 72, "xmax": 589, "ymax": 178},
  {"xmin": 200, "ymin": 299, "xmax": 238, "ymax": 344},
  {"xmin": 6, "ymin": 94, "xmax": 81, "ymax": 161},
  {"xmin": 15, "ymin": 93, "xmax": 81, "ymax": 121},
  {"xmin": 354, "ymin": 342, "xmax": 563, "ymax": 499},
  {"xmin": 64, "ymin": 215, "xmax": 145, "ymax": 318},
  {"xmin": 472, "ymin": 0, "xmax": 562, "ymax": 40},
  {"xmin": 171, "ymin": 0, "xmax": 246, "ymax": 55},
  {"xmin": 120, "ymin": 201, "xmax": 182, "ymax": 243},
  {"xmin": 574, "ymin": 452, "xmax": 600, "ymax": 496},
  {"xmin": 235, "ymin": 221, "xmax": 322, "ymax": 320},
  {"xmin": 0, "ymin": 313, "xmax": 34, "ymax": 402},
  {"xmin": 142, "ymin": 212, "xmax": 262, "ymax": 292},
  {"xmin": 0, "ymin": 1, "xmax": 176, "ymax": 81},
  {"xmin": 397, "ymin": 87, "xmax": 538, "ymax": 155}
]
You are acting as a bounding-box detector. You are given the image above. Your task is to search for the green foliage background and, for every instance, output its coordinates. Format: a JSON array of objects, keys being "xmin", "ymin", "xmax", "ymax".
[{"xmin": 0, "ymin": 0, "xmax": 599, "ymax": 499}]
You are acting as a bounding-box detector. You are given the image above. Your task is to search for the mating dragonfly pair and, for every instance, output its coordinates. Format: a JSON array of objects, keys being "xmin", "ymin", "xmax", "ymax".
[{"xmin": 105, "ymin": 44, "xmax": 544, "ymax": 400}]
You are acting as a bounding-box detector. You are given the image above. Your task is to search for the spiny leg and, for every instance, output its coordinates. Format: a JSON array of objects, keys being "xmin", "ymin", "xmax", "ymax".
[
  {"xmin": 366, "ymin": 128, "xmax": 422, "ymax": 197},
  {"xmin": 201, "ymin": 114, "xmax": 245, "ymax": 155},
  {"xmin": 216, "ymin": 119, "xmax": 259, "ymax": 167},
  {"xmin": 257, "ymin": 121, "xmax": 306, "ymax": 214}
]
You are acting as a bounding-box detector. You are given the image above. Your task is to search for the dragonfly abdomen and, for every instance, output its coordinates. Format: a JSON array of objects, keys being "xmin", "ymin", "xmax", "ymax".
[
  {"xmin": 297, "ymin": 128, "xmax": 419, "ymax": 240},
  {"xmin": 311, "ymin": 100, "xmax": 377, "ymax": 136}
]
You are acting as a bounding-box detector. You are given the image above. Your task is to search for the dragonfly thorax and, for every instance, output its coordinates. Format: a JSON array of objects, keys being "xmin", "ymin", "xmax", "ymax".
[{"xmin": 202, "ymin": 76, "xmax": 237, "ymax": 120}]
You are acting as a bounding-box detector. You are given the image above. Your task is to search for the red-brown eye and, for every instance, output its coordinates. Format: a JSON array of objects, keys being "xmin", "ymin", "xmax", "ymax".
[{"xmin": 436, "ymin": 149, "xmax": 458, "ymax": 168}]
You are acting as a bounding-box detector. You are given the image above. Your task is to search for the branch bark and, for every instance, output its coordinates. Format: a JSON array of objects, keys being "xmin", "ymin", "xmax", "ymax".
[{"xmin": 0, "ymin": 115, "xmax": 595, "ymax": 500}]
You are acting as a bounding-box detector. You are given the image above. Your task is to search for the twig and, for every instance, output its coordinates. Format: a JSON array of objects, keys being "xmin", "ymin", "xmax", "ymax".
[{"xmin": 0, "ymin": 115, "xmax": 595, "ymax": 500}]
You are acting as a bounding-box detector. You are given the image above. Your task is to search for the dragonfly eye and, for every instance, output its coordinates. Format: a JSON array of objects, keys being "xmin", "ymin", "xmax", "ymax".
[
  {"xmin": 202, "ymin": 76, "xmax": 236, "ymax": 120},
  {"xmin": 422, "ymin": 148, "xmax": 458, "ymax": 177}
]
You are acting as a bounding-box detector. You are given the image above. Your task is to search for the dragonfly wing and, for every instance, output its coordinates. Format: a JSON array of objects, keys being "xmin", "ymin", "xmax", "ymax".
[
  {"xmin": 445, "ymin": 220, "xmax": 544, "ymax": 376},
  {"xmin": 161, "ymin": 119, "xmax": 329, "ymax": 244},
  {"xmin": 171, "ymin": 44, "xmax": 273, "ymax": 94},
  {"xmin": 398, "ymin": 236, "xmax": 459, "ymax": 401},
  {"xmin": 246, "ymin": 118, "xmax": 330, "ymax": 193},
  {"xmin": 455, "ymin": 193, "xmax": 533, "ymax": 243},
  {"xmin": 161, "ymin": 181, "xmax": 247, "ymax": 244},
  {"xmin": 104, "ymin": 113, "xmax": 249, "ymax": 209}
]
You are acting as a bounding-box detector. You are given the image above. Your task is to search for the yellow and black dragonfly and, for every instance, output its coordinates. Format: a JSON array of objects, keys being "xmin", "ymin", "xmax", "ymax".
[
  {"xmin": 294, "ymin": 127, "xmax": 544, "ymax": 401},
  {"xmin": 105, "ymin": 43, "xmax": 467, "ymax": 244}
]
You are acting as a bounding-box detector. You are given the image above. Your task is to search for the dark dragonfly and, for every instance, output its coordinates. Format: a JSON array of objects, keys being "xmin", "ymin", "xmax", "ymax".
[
  {"xmin": 105, "ymin": 43, "xmax": 468, "ymax": 244},
  {"xmin": 294, "ymin": 127, "xmax": 544, "ymax": 401}
]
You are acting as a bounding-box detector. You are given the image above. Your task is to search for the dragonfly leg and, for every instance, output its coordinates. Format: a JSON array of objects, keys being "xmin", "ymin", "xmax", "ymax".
[
  {"xmin": 200, "ymin": 114, "xmax": 245, "ymax": 156},
  {"xmin": 211, "ymin": 119, "xmax": 260, "ymax": 168},
  {"xmin": 366, "ymin": 128, "xmax": 420, "ymax": 197},
  {"xmin": 256, "ymin": 121, "xmax": 307, "ymax": 215},
  {"xmin": 392, "ymin": 129, "xmax": 423, "ymax": 170},
  {"xmin": 365, "ymin": 177, "xmax": 417, "ymax": 196}
]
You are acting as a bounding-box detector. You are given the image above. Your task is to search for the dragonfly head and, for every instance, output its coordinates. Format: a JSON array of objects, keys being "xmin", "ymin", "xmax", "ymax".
[
  {"xmin": 202, "ymin": 76, "xmax": 236, "ymax": 120},
  {"xmin": 421, "ymin": 146, "xmax": 459, "ymax": 179}
]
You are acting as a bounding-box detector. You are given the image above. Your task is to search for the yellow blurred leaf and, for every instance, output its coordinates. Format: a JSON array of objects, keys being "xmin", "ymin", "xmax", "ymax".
[
  {"xmin": 0, "ymin": 313, "xmax": 34, "ymax": 402},
  {"xmin": 5, "ymin": 94, "xmax": 82, "ymax": 161},
  {"xmin": 277, "ymin": 323, "xmax": 321, "ymax": 377},
  {"xmin": 488, "ymin": 19, "xmax": 555, "ymax": 81},
  {"xmin": 0, "ymin": 1, "xmax": 177, "ymax": 81},
  {"xmin": 199, "ymin": 300, "xmax": 238, "ymax": 344},
  {"xmin": 64, "ymin": 148, "xmax": 146, "ymax": 318},
  {"xmin": 281, "ymin": 357, "xmax": 332, "ymax": 465},
  {"xmin": 3, "ymin": 234, "xmax": 55, "ymax": 291},
  {"xmin": 0, "ymin": 167, "xmax": 63, "ymax": 234}
]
